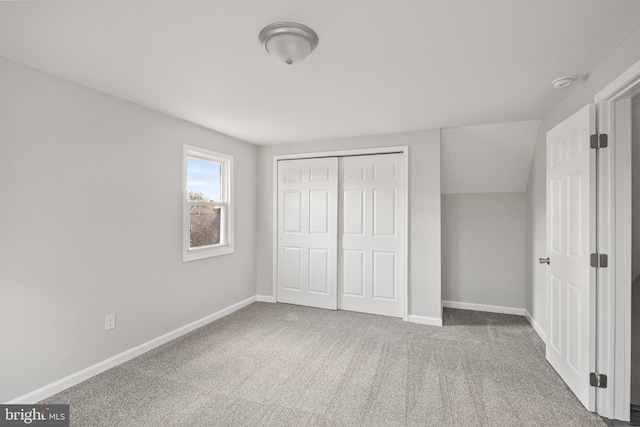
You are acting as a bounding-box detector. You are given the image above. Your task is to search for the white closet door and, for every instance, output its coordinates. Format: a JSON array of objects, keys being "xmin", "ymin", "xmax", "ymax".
[
  {"xmin": 546, "ymin": 103, "xmax": 596, "ymax": 411},
  {"xmin": 339, "ymin": 153, "xmax": 405, "ymax": 318},
  {"xmin": 277, "ymin": 158, "xmax": 338, "ymax": 310}
]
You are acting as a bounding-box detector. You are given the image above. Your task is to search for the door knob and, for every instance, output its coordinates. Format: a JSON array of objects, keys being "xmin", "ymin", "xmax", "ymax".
[{"xmin": 539, "ymin": 257, "xmax": 550, "ymax": 265}]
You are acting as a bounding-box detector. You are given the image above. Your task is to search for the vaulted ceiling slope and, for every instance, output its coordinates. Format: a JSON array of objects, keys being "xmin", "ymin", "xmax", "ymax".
[
  {"xmin": 441, "ymin": 120, "xmax": 540, "ymax": 194},
  {"xmin": 1, "ymin": 1, "xmax": 640, "ymax": 145}
]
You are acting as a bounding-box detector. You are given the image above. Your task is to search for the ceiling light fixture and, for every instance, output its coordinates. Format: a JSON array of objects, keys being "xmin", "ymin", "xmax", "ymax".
[
  {"xmin": 551, "ymin": 76, "xmax": 575, "ymax": 89},
  {"xmin": 259, "ymin": 22, "xmax": 319, "ymax": 65}
]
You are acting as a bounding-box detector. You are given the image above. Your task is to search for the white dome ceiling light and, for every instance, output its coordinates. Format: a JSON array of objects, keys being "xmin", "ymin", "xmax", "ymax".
[
  {"xmin": 259, "ymin": 22, "xmax": 319, "ymax": 65},
  {"xmin": 551, "ymin": 75, "xmax": 575, "ymax": 89}
]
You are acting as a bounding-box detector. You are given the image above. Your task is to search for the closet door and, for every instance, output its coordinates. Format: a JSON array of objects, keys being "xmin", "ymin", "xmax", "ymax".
[
  {"xmin": 339, "ymin": 154, "xmax": 405, "ymax": 318},
  {"xmin": 277, "ymin": 158, "xmax": 338, "ymax": 310}
]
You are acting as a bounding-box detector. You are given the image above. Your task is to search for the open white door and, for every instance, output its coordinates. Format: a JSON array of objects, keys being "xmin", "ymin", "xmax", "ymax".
[
  {"xmin": 277, "ymin": 157, "xmax": 338, "ymax": 310},
  {"xmin": 546, "ymin": 103, "xmax": 596, "ymax": 411}
]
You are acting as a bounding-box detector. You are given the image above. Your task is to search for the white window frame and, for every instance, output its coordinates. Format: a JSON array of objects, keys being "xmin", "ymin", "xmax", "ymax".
[{"xmin": 183, "ymin": 145, "xmax": 234, "ymax": 261}]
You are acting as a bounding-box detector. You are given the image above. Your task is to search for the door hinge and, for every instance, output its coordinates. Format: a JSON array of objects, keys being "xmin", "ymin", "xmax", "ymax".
[
  {"xmin": 590, "ymin": 372, "xmax": 608, "ymax": 388},
  {"xmin": 590, "ymin": 253, "xmax": 608, "ymax": 268},
  {"xmin": 590, "ymin": 133, "xmax": 608, "ymax": 149}
]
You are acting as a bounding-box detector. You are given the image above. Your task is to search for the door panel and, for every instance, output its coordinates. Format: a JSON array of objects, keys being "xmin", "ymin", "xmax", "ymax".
[
  {"xmin": 308, "ymin": 249, "xmax": 329, "ymax": 293},
  {"xmin": 343, "ymin": 190, "xmax": 364, "ymax": 234},
  {"xmin": 373, "ymin": 188, "xmax": 396, "ymax": 235},
  {"xmin": 546, "ymin": 103, "xmax": 596, "ymax": 411},
  {"xmin": 309, "ymin": 191, "xmax": 329, "ymax": 234},
  {"xmin": 343, "ymin": 250, "xmax": 365, "ymax": 296},
  {"xmin": 373, "ymin": 251, "xmax": 396, "ymax": 299},
  {"xmin": 549, "ymin": 273, "xmax": 562, "ymax": 353},
  {"xmin": 282, "ymin": 191, "xmax": 302, "ymax": 233},
  {"xmin": 339, "ymin": 154, "xmax": 405, "ymax": 318},
  {"xmin": 282, "ymin": 247, "xmax": 301, "ymax": 290},
  {"xmin": 277, "ymin": 158, "xmax": 338, "ymax": 309}
]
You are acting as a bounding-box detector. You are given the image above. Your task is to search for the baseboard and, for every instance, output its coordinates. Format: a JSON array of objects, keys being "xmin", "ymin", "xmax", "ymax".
[
  {"xmin": 442, "ymin": 300, "xmax": 526, "ymax": 316},
  {"xmin": 407, "ymin": 314, "xmax": 443, "ymax": 327},
  {"xmin": 256, "ymin": 295, "xmax": 276, "ymax": 303},
  {"xmin": 524, "ymin": 310, "xmax": 547, "ymax": 343},
  {"xmin": 6, "ymin": 295, "xmax": 257, "ymax": 404}
]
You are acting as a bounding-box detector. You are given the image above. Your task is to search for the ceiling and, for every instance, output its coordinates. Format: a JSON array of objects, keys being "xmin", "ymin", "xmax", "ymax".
[{"xmin": 1, "ymin": 1, "xmax": 640, "ymax": 145}]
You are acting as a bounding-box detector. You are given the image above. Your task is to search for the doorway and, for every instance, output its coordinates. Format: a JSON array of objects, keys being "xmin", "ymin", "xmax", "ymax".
[
  {"xmin": 274, "ymin": 148, "xmax": 408, "ymax": 319},
  {"xmin": 542, "ymin": 69, "xmax": 640, "ymax": 418},
  {"xmin": 593, "ymin": 59, "xmax": 640, "ymax": 421}
]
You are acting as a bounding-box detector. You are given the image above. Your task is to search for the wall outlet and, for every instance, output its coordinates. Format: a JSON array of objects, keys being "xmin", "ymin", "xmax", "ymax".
[{"xmin": 105, "ymin": 313, "xmax": 116, "ymax": 331}]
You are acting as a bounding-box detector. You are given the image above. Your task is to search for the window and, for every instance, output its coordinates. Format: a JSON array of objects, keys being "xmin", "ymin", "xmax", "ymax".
[{"xmin": 183, "ymin": 145, "xmax": 233, "ymax": 261}]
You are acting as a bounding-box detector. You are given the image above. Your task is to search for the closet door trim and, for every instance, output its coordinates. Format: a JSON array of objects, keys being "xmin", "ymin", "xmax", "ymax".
[{"xmin": 271, "ymin": 145, "xmax": 409, "ymax": 320}]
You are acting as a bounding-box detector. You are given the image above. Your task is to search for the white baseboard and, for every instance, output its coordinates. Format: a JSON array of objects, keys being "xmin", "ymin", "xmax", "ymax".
[
  {"xmin": 442, "ymin": 300, "xmax": 526, "ymax": 316},
  {"xmin": 256, "ymin": 295, "xmax": 276, "ymax": 303},
  {"xmin": 6, "ymin": 295, "xmax": 257, "ymax": 404},
  {"xmin": 407, "ymin": 314, "xmax": 443, "ymax": 327},
  {"xmin": 525, "ymin": 310, "xmax": 547, "ymax": 343}
]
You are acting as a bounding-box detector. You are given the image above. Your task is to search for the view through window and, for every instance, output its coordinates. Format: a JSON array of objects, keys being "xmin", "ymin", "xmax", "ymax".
[{"xmin": 187, "ymin": 158, "xmax": 222, "ymax": 248}]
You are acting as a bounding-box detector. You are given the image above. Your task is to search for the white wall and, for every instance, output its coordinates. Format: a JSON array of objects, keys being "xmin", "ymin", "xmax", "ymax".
[
  {"xmin": 442, "ymin": 193, "xmax": 526, "ymax": 309},
  {"xmin": 0, "ymin": 58, "xmax": 258, "ymax": 403},
  {"xmin": 525, "ymin": 26, "xmax": 640, "ymax": 336},
  {"xmin": 255, "ymin": 130, "xmax": 441, "ymax": 321},
  {"xmin": 631, "ymin": 94, "xmax": 640, "ymax": 406}
]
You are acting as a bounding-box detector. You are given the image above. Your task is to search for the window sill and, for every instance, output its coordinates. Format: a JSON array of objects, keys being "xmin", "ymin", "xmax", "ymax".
[{"xmin": 183, "ymin": 244, "xmax": 234, "ymax": 262}]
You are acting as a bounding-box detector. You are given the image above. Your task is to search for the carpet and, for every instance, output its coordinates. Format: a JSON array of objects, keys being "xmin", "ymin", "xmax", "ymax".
[{"xmin": 41, "ymin": 303, "xmax": 606, "ymax": 426}]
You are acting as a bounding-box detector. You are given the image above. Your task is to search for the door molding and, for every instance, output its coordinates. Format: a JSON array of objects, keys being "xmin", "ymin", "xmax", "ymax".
[
  {"xmin": 272, "ymin": 146, "xmax": 409, "ymax": 321},
  {"xmin": 594, "ymin": 58, "xmax": 640, "ymax": 421}
]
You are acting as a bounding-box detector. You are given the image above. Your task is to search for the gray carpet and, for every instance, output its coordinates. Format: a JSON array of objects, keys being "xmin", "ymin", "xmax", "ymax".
[{"xmin": 41, "ymin": 303, "xmax": 606, "ymax": 426}]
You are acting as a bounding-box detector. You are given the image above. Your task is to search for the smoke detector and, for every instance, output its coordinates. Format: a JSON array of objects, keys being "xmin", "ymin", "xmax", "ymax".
[{"xmin": 551, "ymin": 76, "xmax": 575, "ymax": 89}]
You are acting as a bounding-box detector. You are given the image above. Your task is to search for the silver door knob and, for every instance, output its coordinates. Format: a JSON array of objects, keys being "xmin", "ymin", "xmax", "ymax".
[{"xmin": 539, "ymin": 257, "xmax": 550, "ymax": 265}]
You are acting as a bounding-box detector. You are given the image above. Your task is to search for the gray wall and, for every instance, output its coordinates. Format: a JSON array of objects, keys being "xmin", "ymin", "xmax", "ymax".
[
  {"xmin": 255, "ymin": 130, "xmax": 442, "ymax": 321},
  {"xmin": 632, "ymin": 94, "xmax": 640, "ymax": 407},
  {"xmin": 525, "ymin": 26, "xmax": 640, "ymax": 335},
  {"xmin": 442, "ymin": 193, "xmax": 526, "ymax": 309},
  {"xmin": 0, "ymin": 58, "xmax": 258, "ymax": 403}
]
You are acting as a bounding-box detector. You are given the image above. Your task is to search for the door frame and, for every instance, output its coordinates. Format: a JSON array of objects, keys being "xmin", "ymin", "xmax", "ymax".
[
  {"xmin": 594, "ymin": 58, "xmax": 640, "ymax": 421},
  {"xmin": 272, "ymin": 146, "xmax": 410, "ymax": 320}
]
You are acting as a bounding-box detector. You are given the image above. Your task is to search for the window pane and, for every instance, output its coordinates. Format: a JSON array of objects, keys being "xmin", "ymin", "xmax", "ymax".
[
  {"xmin": 189, "ymin": 205, "xmax": 221, "ymax": 248},
  {"xmin": 187, "ymin": 157, "xmax": 222, "ymax": 202}
]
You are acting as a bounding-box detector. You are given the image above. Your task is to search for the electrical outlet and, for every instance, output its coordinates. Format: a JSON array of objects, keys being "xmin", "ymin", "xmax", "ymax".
[{"xmin": 105, "ymin": 313, "xmax": 116, "ymax": 331}]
